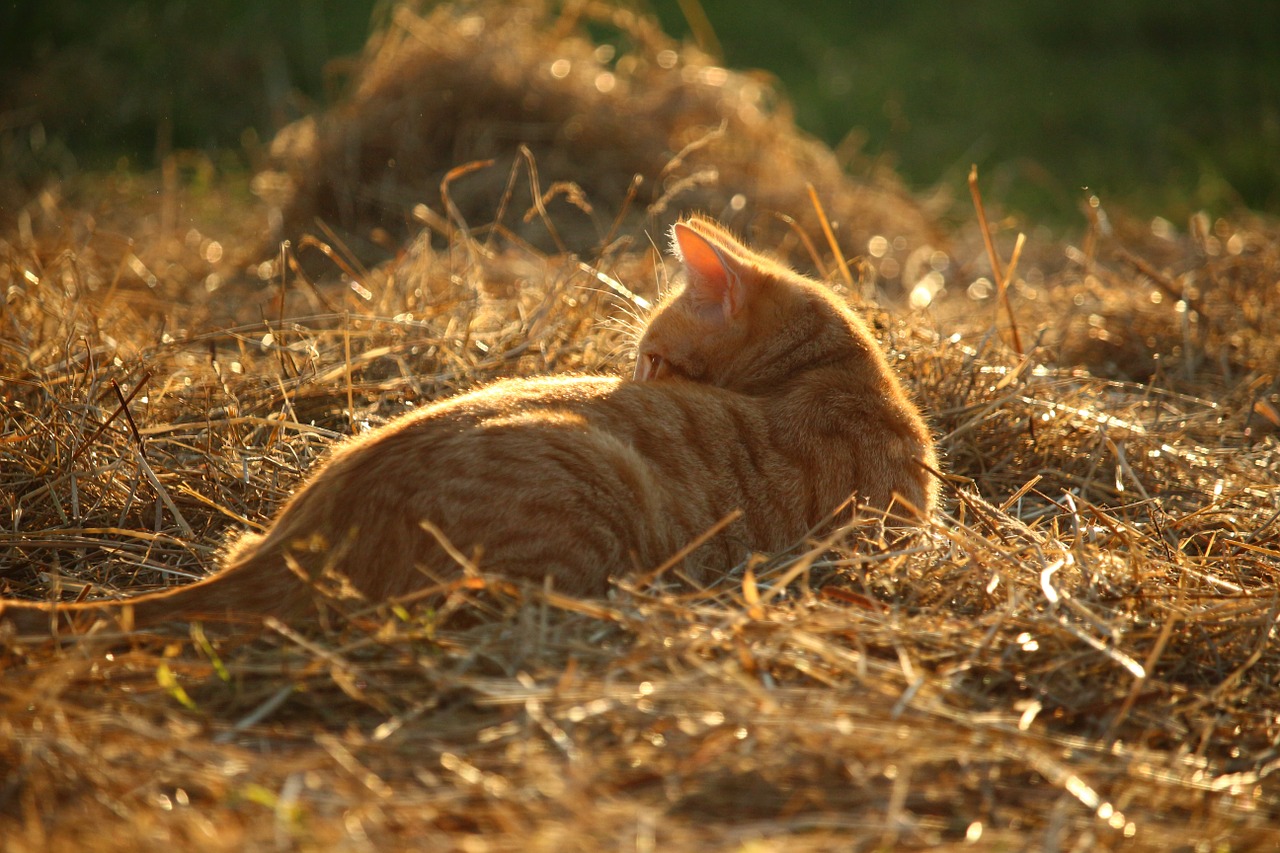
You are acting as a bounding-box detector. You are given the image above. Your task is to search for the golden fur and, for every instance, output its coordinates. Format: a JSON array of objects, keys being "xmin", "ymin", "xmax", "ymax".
[{"xmin": 1, "ymin": 217, "xmax": 936, "ymax": 633}]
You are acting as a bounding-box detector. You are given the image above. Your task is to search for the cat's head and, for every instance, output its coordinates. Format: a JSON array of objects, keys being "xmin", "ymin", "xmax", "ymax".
[{"xmin": 634, "ymin": 216, "xmax": 863, "ymax": 393}]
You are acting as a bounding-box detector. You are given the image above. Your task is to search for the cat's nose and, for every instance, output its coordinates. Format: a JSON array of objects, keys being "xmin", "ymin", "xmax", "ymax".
[{"xmin": 635, "ymin": 353, "xmax": 668, "ymax": 381}]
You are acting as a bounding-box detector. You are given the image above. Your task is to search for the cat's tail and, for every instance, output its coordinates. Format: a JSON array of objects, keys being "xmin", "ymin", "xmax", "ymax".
[{"xmin": 0, "ymin": 533, "xmax": 320, "ymax": 639}]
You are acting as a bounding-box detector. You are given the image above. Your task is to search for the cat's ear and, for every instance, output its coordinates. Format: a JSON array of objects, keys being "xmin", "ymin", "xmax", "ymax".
[{"xmin": 672, "ymin": 222, "xmax": 746, "ymax": 324}]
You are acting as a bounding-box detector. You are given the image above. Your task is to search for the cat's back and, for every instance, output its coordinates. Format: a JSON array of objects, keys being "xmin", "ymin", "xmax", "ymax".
[
  {"xmin": 359, "ymin": 372, "xmax": 784, "ymax": 490},
  {"xmin": 332, "ymin": 372, "xmax": 766, "ymax": 466}
]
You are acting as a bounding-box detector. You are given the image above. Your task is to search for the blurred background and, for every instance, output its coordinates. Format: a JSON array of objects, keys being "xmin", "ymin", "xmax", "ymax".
[{"xmin": 2, "ymin": 0, "xmax": 1277, "ymax": 226}]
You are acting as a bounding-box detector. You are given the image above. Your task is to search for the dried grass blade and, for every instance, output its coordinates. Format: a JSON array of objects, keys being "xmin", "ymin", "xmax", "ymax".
[
  {"xmin": 133, "ymin": 447, "xmax": 194, "ymax": 538},
  {"xmin": 68, "ymin": 371, "xmax": 151, "ymax": 468},
  {"xmin": 637, "ymin": 509, "xmax": 744, "ymax": 586},
  {"xmin": 806, "ymin": 183, "xmax": 854, "ymax": 289},
  {"xmin": 968, "ymin": 164, "xmax": 1024, "ymax": 356}
]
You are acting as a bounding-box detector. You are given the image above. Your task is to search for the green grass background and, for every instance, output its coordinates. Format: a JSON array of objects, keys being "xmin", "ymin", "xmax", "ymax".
[{"xmin": 3, "ymin": 0, "xmax": 1277, "ymax": 224}]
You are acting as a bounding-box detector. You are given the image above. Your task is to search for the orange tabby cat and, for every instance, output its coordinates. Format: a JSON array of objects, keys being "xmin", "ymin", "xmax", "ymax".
[{"xmin": 0, "ymin": 216, "xmax": 936, "ymax": 634}]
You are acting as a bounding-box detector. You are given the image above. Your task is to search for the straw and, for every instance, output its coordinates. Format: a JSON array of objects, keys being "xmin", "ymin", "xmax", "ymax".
[{"xmin": 2, "ymin": 2, "xmax": 1279, "ymax": 849}]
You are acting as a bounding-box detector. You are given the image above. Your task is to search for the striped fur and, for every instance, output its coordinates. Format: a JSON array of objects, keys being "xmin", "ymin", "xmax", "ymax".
[{"xmin": 1, "ymin": 216, "xmax": 936, "ymax": 633}]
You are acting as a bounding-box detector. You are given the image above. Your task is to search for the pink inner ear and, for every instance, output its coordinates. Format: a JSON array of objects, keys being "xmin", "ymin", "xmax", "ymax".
[{"xmin": 673, "ymin": 223, "xmax": 744, "ymax": 322}]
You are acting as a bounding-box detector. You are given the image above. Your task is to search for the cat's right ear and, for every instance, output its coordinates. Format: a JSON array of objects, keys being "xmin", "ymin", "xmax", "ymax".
[{"xmin": 672, "ymin": 222, "xmax": 746, "ymax": 324}]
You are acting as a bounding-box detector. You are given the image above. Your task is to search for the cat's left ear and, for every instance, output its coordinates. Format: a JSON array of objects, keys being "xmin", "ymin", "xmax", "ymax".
[{"xmin": 672, "ymin": 222, "xmax": 746, "ymax": 324}]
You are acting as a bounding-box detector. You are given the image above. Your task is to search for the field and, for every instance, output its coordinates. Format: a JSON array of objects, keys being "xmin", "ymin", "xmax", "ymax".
[{"xmin": 3, "ymin": 3, "xmax": 1279, "ymax": 850}]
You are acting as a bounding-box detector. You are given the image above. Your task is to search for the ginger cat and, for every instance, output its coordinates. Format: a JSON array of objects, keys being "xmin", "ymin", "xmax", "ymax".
[{"xmin": 1, "ymin": 216, "xmax": 936, "ymax": 634}]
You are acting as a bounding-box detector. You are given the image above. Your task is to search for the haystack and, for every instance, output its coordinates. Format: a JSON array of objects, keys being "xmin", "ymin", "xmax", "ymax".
[{"xmin": 252, "ymin": 0, "xmax": 938, "ymax": 269}]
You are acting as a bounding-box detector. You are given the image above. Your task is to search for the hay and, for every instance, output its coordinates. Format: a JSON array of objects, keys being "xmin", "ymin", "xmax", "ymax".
[
  {"xmin": 3, "ymin": 2, "xmax": 1280, "ymax": 849},
  {"xmin": 252, "ymin": 0, "xmax": 938, "ymax": 268}
]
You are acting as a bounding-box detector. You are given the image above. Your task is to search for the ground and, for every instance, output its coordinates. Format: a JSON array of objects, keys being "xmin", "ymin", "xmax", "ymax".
[{"xmin": 2, "ymin": 3, "xmax": 1278, "ymax": 850}]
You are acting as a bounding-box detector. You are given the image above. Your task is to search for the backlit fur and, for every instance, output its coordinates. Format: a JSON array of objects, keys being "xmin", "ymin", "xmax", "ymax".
[{"xmin": 1, "ymin": 216, "xmax": 936, "ymax": 634}]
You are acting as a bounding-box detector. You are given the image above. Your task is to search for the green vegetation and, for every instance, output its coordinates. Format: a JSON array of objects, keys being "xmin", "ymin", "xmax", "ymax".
[
  {"xmin": 650, "ymin": 0, "xmax": 1280, "ymax": 221},
  {"xmin": 0, "ymin": 0, "xmax": 375, "ymax": 179},
  {"xmin": 3, "ymin": 1, "xmax": 1277, "ymax": 224}
]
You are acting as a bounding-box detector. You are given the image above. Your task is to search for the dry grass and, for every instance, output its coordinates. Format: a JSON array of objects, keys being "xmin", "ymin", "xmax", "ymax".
[
  {"xmin": 252, "ymin": 0, "xmax": 938, "ymax": 268},
  {"xmin": 3, "ymin": 2, "xmax": 1279, "ymax": 850}
]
